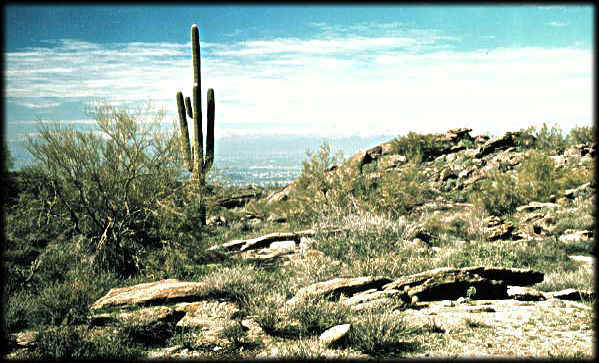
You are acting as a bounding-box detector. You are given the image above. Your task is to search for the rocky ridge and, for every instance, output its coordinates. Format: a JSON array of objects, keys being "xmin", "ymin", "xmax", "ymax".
[{"xmin": 6, "ymin": 127, "xmax": 595, "ymax": 359}]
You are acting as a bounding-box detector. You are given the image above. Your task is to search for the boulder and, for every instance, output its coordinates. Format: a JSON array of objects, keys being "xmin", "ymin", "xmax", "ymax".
[
  {"xmin": 287, "ymin": 276, "xmax": 393, "ymax": 305},
  {"xmin": 515, "ymin": 201, "xmax": 560, "ymax": 213},
  {"xmin": 474, "ymin": 132, "xmax": 521, "ymax": 158},
  {"xmin": 382, "ymin": 266, "xmax": 544, "ymax": 300},
  {"xmin": 347, "ymin": 145, "xmax": 383, "ymax": 171},
  {"xmin": 90, "ymin": 306, "xmax": 186, "ymax": 327},
  {"xmin": 564, "ymin": 182, "xmax": 592, "ymax": 199},
  {"xmin": 559, "ymin": 230, "xmax": 593, "ymax": 243},
  {"xmin": 90, "ymin": 279, "xmax": 210, "ymax": 310},
  {"xmin": 266, "ymin": 182, "xmax": 295, "ymax": 204},
  {"xmin": 319, "ymin": 324, "xmax": 351, "ymax": 347}
]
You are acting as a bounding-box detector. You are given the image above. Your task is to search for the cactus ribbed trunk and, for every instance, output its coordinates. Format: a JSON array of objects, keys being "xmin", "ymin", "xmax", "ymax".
[
  {"xmin": 175, "ymin": 24, "xmax": 215, "ymax": 227},
  {"xmin": 192, "ymin": 84, "xmax": 203, "ymax": 183}
]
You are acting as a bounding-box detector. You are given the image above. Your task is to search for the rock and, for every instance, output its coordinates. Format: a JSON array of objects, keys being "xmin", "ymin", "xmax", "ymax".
[
  {"xmin": 342, "ymin": 289, "xmax": 400, "ymax": 306},
  {"xmin": 559, "ymin": 230, "xmax": 593, "ymax": 243},
  {"xmin": 564, "ymin": 144, "xmax": 594, "ymax": 157},
  {"xmin": 564, "ymin": 182, "xmax": 592, "ymax": 199},
  {"xmin": 175, "ymin": 301, "xmax": 238, "ymax": 328},
  {"xmin": 506, "ymin": 286, "xmax": 546, "ymax": 301},
  {"xmin": 568, "ymin": 255, "xmax": 595, "ymax": 266},
  {"xmin": 266, "ymin": 214, "xmax": 287, "ymax": 223},
  {"xmin": 266, "ymin": 182, "xmax": 295, "ymax": 204},
  {"xmin": 347, "ymin": 145, "xmax": 383, "ymax": 171},
  {"xmin": 114, "ymin": 306, "xmax": 186, "ymax": 327},
  {"xmin": 90, "ymin": 279, "xmax": 210, "ymax": 310},
  {"xmin": 207, "ymin": 215, "xmax": 227, "ymax": 226},
  {"xmin": 474, "ymin": 134, "xmax": 490, "ymax": 145},
  {"xmin": 383, "ymin": 266, "xmax": 544, "ymax": 302},
  {"xmin": 543, "ymin": 289, "xmax": 596, "ymax": 301},
  {"xmin": 441, "ymin": 128, "xmax": 473, "ymax": 143},
  {"xmin": 11, "ymin": 330, "xmax": 38, "ymax": 348},
  {"xmin": 483, "ymin": 217, "xmax": 514, "ymax": 241},
  {"xmin": 319, "ymin": 324, "xmax": 351, "ymax": 346},
  {"xmin": 378, "ymin": 154, "xmax": 407, "ymax": 170},
  {"xmin": 209, "ymin": 227, "xmax": 347, "ymax": 253},
  {"xmin": 515, "ymin": 201, "xmax": 560, "ymax": 213},
  {"xmin": 474, "ymin": 132, "xmax": 521, "ymax": 158},
  {"xmin": 287, "ymin": 276, "xmax": 393, "ymax": 305}
]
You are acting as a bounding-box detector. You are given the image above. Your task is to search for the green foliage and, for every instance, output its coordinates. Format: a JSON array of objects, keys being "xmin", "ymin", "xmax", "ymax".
[
  {"xmin": 391, "ymin": 132, "xmax": 453, "ymax": 162},
  {"xmin": 374, "ymin": 161, "xmax": 437, "ymax": 216},
  {"xmin": 343, "ymin": 312, "xmax": 419, "ymax": 357},
  {"xmin": 288, "ymin": 297, "xmax": 351, "ymax": 335},
  {"xmin": 534, "ymin": 123, "xmax": 568, "ymax": 150},
  {"xmin": 568, "ymin": 125, "xmax": 595, "ymax": 145},
  {"xmin": 24, "ymin": 104, "xmax": 186, "ymax": 275},
  {"xmin": 471, "ymin": 149, "xmax": 591, "ymax": 215},
  {"xmin": 28, "ymin": 326, "xmax": 143, "ymax": 360}
]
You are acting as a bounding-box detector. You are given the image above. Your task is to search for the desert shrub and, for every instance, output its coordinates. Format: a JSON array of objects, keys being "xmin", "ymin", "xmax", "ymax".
[
  {"xmin": 28, "ymin": 326, "xmax": 143, "ymax": 360},
  {"xmin": 568, "ymin": 125, "xmax": 595, "ymax": 145},
  {"xmin": 288, "ymin": 296, "xmax": 351, "ymax": 336},
  {"xmin": 532, "ymin": 123, "xmax": 568, "ymax": 150},
  {"xmin": 343, "ymin": 312, "xmax": 419, "ymax": 357},
  {"xmin": 24, "ymin": 104, "xmax": 189, "ymax": 275},
  {"xmin": 390, "ymin": 132, "xmax": 453, "ymax": 162},
  {"xmin": 470, "ymin": 172, "xmax": 524, "ymax": 216},
  {"xmin": 283, "ymin": 142, "xmax": 358, "ymax": 225},
  {"xmin": 470, "ymin": 150, "xmax": 585, "ymax": 215},
  {"xmin": 374, "ymin": 161, "xmax": 437, "ymax": 216}
]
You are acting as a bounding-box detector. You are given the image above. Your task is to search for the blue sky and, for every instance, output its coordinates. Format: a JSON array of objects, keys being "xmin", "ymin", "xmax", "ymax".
[{"xmin": 4, "ymin": 4, "xmax": 594, "ymax": 140}]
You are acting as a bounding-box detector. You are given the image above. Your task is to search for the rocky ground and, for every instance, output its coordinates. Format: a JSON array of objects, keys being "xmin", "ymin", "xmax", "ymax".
[{"xmin": 5, "ymin": 127, "xmax": 595, "ymax": 359}]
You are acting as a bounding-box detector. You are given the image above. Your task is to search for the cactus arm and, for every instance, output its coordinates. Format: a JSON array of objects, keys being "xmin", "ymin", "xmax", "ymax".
[
  {"xmin": 176, "ymin": 91, "xmax": 193, "ymax": 172},
  {"xmin": 204, "ymin": 88, "xmax": 215, "ymax": 171},
  {"xmin": 184, "ymin": 96, "xmax": 193, "ymax": 118}
]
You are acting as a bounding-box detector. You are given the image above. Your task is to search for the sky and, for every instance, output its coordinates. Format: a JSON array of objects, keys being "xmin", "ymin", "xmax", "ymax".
[{"xmin": 3, "ymin": 4, "xmax": 594, "ymax": 140}]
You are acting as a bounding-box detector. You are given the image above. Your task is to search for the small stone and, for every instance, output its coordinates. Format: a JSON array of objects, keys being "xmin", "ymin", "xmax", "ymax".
[
  {"xmin": 319, "ymin": 324, "xmax": 351, "ymax": 346},
  {"xmin": 559, "ymin": 230, "xmax": 593, "ymax": 243}
]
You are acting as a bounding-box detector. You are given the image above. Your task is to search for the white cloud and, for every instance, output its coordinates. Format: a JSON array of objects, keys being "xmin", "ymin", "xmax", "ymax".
[
  {"xmin": 4, "ymin": 22, "xmax": 593, "ymax": 138},
  {"xmin": 546, "ymin": 21, "xmax": 567, "ymax": 27}
]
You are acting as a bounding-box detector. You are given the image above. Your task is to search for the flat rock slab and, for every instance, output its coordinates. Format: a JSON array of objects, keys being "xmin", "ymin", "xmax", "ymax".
[
  {"xmin": 90, "ymin": 279, "xmax": 209, "ymax": 311},
  {"xmin": 209, "ymin": 227, "xmax": 348, "ymax": 253},
  {"xmin": 383, "ymin": 266, "xmax": 544, "ymax": 292},
  {"xmin": 287, "ymin": 276, "xmax": 393, "ymax": 305}
]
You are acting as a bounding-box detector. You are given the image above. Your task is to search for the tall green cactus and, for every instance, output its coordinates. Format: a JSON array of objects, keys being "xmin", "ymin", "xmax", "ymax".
[{"xmin": 175, "ymin": 24, "xmax": 215, "ymax": 225}]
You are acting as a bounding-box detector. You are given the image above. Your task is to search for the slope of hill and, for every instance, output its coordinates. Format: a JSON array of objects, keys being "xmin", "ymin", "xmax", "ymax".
[{"xmin": 3, "ymin": 126, "xmax": 595, "ymax": 359}]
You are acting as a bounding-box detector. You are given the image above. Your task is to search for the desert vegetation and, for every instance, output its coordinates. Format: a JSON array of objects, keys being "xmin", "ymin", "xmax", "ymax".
[{"xmin": 3, "ymin": 115, "xmax": 595, "ymax": 358}]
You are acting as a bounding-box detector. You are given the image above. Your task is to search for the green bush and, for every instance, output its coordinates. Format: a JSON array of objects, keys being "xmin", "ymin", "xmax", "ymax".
[
  {"xmin": 390, "ymin": 132, "xmax": 454, "ymax": 162},
  {"xmin": 28, "ymin": 326, "xmax": 143, "ymax": 360},
  {"xmin": 568, "ymin": 125, "xmax": 595, "ymax": 145},
  {"xmin": 343, "ymin": 312, "xmax": 419, "ymax": 357},
  {"xmin": 288, "ymin": 296, "xmax": 351, "ymax": 335},
  {"xmin": 533, "ymin": 123, "xmax": 568, "ymax": 150},
  {"xmin": 374, "ymin": 161, "xmax": 437, "ymax": 216},
  {"xmin": 24, "ymin": 104, "xmax": 188, "ymax": 275}
]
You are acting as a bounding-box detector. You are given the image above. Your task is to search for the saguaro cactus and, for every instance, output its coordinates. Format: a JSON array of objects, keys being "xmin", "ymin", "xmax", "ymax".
[{"xmin": 175, "ymin": 24, "xmax": 215, "ymax": 225}]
